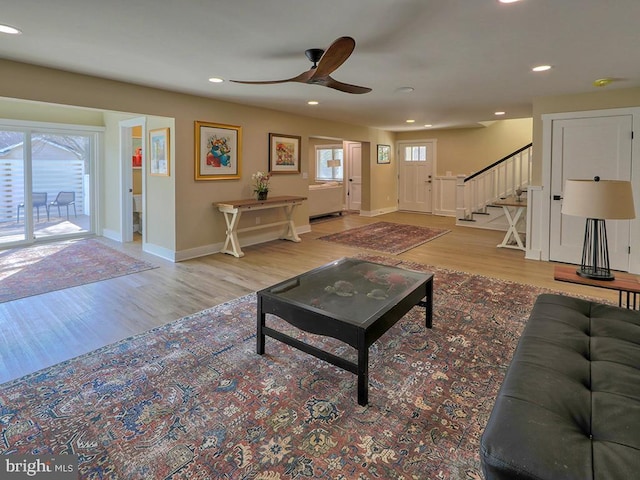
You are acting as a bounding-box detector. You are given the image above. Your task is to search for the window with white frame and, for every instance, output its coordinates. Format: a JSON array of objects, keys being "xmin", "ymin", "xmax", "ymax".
[
  {"xmin": 315, "ymin": 145, "xmax": 343, "ymax": 181},
  {"xmin": 404, "ymin": 145, "xmax": 427, "ymax": 162}
]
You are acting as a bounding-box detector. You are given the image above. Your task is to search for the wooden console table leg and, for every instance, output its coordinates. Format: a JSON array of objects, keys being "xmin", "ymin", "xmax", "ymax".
[
  {"xmin": 221, "ymin": 209, "xmax": 244, "ymax": 257},
  {"xmin": 280, "ymin": 204, "xmax": 301, "ymax": 242}
]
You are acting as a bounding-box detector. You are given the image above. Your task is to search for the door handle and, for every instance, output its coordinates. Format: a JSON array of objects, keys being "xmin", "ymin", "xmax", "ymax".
[{"xmin": 553, "ymin": 195, "xmax": 563, "ymax": 200}]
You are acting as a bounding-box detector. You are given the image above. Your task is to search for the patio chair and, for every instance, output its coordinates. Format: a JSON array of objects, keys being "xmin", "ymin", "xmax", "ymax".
[
  {"xmin": 17, "ymin": 192, "xmax": 49, "ymax": 223},
  {"xmin": 50, "ymin": 191, "xmax": 77, "ymax": 219}
]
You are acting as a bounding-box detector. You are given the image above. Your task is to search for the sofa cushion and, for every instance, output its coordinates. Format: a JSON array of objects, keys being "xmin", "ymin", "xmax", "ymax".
[{"xmin": 480, "ymin": 293, "xmax": 640, "ymax": 480}]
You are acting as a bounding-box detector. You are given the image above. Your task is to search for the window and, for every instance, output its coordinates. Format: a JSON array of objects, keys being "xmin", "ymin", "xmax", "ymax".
[
  {"xmin": 315, "ymin": 145, "xmax": 343, "ymax": 181},
  {"xmin": 404, "ymin": 145, "xmax": 427, "ymax": 162}
]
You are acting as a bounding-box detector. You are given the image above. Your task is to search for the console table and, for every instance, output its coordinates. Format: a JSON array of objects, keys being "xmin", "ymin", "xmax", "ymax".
[
  {"xmin": 215, "ymin": 195, "xmax": 306, "ymax": 257},
  {"xmin": 554, "ymin": 264, "xmax": 640, "ymax": 309},
  {"xmin": 493, "ymin": 196, "xmax": 527, "ymax": 251}
]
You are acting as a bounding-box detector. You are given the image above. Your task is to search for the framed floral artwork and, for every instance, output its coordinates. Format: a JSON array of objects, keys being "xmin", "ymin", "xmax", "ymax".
[
  {"xmin": 195, "ymin": 121, "xmax": 242, "ymax": 180},
  {"xmin": 149, "ymin": 128, "xmax": 170, "ymax": 176},
  {"xmin": 269, "ymin": 133, "xmax": 301, "ymax": 174},
  {"xmin": 377, "ymin": 144, "xmax": 391, "ymax": 164}
]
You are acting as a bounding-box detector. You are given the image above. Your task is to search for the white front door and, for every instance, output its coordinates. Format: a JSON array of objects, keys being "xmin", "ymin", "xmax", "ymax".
[
  {"xmin": 549, "ymin": 114, "xmax": 633, "ymax": 269},
  {"xmin": 398, "ymin": 141, "xmax": 435, "ymax": 213},
  {"xmin": 346, "ymin": 141, "xmax": 362, "ymax": 211}
]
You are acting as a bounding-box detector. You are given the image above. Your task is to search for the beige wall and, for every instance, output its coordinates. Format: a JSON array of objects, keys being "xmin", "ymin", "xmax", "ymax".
[
  {"xmin": 531, "ymin": 86, "xmax": 640, "ymax": 183},
  {"xmin": 395, "ymin": 118, "xmax": 533, "ymax": 176},
  {"xmin": 9, "ymin": 58, "xmax": 601, "ymax": 259},
  {"xmin": 0, "ymin": 59, "xmax": 393, "ymax": 256}
]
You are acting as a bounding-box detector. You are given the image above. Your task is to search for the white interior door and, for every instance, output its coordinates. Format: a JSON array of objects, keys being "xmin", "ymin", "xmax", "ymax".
[
  {"xmin": 549, "ymin": 114, "xmax": 633, "ymax": 269},
  {"xmin": 346, "ymin": 141, "xmax": 362, "ymax": 211},
  {"xmin": 398, "ymin": 141, "xmax": 434, "ymax": 213}
]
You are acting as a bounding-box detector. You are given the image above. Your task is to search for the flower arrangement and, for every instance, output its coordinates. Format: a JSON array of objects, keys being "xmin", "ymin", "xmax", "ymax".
[{"xmin": 251, "ymin": 171, "xmax": 271, "ymax": 196}]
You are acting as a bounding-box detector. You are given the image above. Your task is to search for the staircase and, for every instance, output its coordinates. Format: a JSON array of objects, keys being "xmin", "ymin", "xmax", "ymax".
[{"xmin": 456, "ymin": 143, "xmax": 532, "ymax": 228}]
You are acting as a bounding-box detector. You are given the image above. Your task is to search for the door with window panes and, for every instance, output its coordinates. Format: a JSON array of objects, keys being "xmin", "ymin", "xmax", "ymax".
[{"xmin": 398, "ymin": 141, "xmax": 434, "ymax": 213}]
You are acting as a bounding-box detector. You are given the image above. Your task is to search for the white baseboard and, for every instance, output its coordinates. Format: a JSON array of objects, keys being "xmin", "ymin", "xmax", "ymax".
[
  {"xmin": 174, "ymin": 224, "xmax": 311, "ymax": 262},
  {"xmin": 101, "ymin": 228, "xmax": 121, "ymax": 242},
  {"xmin": 360, "ymin": 206, "xmax": 398, "ymax": 217}
]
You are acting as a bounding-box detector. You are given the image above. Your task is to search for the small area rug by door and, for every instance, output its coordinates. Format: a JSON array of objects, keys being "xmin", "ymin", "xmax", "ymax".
[
  {"xmin": 319, "ymin": 221, "xmax": 450, "ymax": 254},
  {"xmin": 0, "ymin": 255, "xmax": 559, "ymax": 478},
  {"xmin": 0, "ymin": 238, "xmax": 156, "ymax": 303}
]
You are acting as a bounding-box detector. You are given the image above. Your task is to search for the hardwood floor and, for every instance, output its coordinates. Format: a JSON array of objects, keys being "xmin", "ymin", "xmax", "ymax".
[{"xmin": 0, "ymin": 212, "xmax": 617, "ymax": 384}]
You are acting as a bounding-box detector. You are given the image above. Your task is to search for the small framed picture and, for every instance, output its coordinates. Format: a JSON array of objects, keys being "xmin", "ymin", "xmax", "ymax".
[
  {"xmin": 195, "ymin": 121, "xmax": 242, "ymax": 180},
  {"xmin": 269, "ymin": 133, "xmax": 301, "ymax": 174},
  {"xmin": 377, "ymin": 144, "xmax": 391, "ymax": 164},
  {"xmin": 149, "ymin": 128, "xmax": 170, "ymax": 176}
]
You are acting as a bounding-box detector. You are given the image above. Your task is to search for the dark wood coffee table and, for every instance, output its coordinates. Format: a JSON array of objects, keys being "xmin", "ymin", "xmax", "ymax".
[{"xmin": 257, "ymin": 257, "xmax": 434, "ymax": 405}]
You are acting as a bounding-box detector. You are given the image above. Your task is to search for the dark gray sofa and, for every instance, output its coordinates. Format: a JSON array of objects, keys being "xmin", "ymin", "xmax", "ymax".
[{"xmin": 480, "ymin": 293, "xmax": 640, "ymax": 479}]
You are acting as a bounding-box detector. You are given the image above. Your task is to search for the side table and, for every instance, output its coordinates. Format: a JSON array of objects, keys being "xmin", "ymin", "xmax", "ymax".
[{"xmin": 554, "ymin": 264, "xmax": 640, "ymax": 309}]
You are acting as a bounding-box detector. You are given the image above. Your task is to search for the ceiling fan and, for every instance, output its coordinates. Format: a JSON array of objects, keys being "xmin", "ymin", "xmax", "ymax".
[{"xmin": 231, "ymin": 36, "xmax": 371, "ymax": 94}]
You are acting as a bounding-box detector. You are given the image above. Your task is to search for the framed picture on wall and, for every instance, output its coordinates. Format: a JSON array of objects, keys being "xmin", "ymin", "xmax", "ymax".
[
  {"xmin": 377, "ymin": 144, "xmax": 391, "ymax": 164},
  {"xmin": 269, "ymin": 133, "xmax": 301, "ymax": 174},
  {"xmin": 195, "ymin": 121, "xmax": 242, "ymax": 180},
  {"xmin": 149, "ymin": 128, "xmax": 170, "ymax": 176}
]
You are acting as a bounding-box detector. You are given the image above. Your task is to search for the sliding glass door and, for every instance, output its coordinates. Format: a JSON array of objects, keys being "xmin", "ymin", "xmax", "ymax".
[{"xmin": 0, "ymin": 125, "xmax": 97, "ymax": 247}]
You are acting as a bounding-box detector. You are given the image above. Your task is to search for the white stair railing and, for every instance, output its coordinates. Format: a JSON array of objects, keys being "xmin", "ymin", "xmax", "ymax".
[{"xmin": 456, "ymin": 143, "xmax": 532, "ymax": 222}]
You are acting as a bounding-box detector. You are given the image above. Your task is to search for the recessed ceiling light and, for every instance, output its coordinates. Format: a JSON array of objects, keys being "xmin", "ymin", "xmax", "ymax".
[
  {"xmin": 0, "ymin": 24, "xmax": 22, "ymax": 35},
  {"xmin": 406, "ymin": 119, "xmax": 415, "ymax": 123},
  {"xmin": 593, "ymin": 78, "xmax": 614, "ymax": 87},
  {"xmin": 208, "ymin": 77, "xmax": 224, "ymax": 83},
  {"xmin": 424, "ymin": 124, "xmax": 433, "ymax": 128},
  {"xmin": 495, "ymin": 111, "xmax": 506, "ymax": 116},
  {"xmin": 532, "ymin": 65, "xmax": 552, "ymax": 72},
  {"xmin": 307, "ymin": 100, "xmax": 319, "ymax": 105},
  {"xmin": 395, "ymin": 86, "xmax": 415, "ymax": 93},
  {"xmin": 499, "ymin": 0, "xmax": 521, "ymax": 3}
]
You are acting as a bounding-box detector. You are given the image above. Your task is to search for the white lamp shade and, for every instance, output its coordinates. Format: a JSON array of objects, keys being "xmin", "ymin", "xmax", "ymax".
[{"xmin": 562, "ymin": 179, "xmax": 636, "ymax": 220}]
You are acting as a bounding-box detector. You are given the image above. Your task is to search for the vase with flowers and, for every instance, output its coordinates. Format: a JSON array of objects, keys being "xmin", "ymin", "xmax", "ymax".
[{"xmin": 252, "ymin": 171, "xmax": 271, "ymax": 200}]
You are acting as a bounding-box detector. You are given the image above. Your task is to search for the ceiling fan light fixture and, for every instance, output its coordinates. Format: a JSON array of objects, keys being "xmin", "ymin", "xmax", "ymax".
[{"xmin": 0, "ymin": 24, "xmax": 22, "ymax": 35}]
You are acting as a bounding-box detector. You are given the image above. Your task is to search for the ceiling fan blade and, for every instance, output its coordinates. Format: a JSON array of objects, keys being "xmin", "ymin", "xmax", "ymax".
[
  {"xmin": 323, "ymin": 76, "xmax": 372, "ymax": 94},
  {"xmin": 312, "ymin": 36, "xmax": 356, "ymax": 78},
  {"xmin": 231, "ymin": 69, "xmax": 314, "ymax": 85}
]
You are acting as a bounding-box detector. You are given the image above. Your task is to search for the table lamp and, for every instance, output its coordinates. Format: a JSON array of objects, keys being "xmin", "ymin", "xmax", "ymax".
[{"xmin": 561, "ymin": 177, "xmax": 635, "ymax": 280}]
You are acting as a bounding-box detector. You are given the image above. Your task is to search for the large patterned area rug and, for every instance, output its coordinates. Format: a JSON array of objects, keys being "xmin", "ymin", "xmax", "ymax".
[
  {"xmin": 0, "ymin": 256, "xmax": 553, "ymax": 479},
  {"xmin": 319, "ymin": 221, "xmax": 450, "ymax": 254},
  {"xmin": 0, "ymin": 238, "xmax": 157, "ymax": 303}
]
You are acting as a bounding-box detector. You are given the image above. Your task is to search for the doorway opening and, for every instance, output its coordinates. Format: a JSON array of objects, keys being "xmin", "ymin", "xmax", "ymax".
[{"xmin": 119, "ymin": 118, "xmax": 146, "ymax": 244}]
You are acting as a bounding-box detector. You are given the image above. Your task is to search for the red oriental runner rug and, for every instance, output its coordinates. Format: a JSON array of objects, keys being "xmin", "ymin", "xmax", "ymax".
[
  {"xmin": 318, "ymin": 221, "xmax": 450, "ymax": 254},
  {"xmin": 0, "ymin": 256, "xmax": 560, "ymax": 478},
  {"xmin": 0, "ymin": 238, "xmax": 156, "ymax": 303}
]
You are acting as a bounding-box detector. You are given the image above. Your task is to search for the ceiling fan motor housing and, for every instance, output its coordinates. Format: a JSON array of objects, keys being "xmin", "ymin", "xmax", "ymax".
[{"xmin": 305, "ymin": 48, "xmax": 324, "ymax": 67}]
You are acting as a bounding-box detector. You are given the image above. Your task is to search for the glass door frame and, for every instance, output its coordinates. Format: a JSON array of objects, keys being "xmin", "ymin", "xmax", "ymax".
[{"xmin": 0, "ymin": 119, "xmax": 103, "ymax": 249}]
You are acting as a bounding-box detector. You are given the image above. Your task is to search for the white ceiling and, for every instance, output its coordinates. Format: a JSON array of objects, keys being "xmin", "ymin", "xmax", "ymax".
[{"xmin": 1, "ymin": 0, "xmax": 639, "ymax": 131}]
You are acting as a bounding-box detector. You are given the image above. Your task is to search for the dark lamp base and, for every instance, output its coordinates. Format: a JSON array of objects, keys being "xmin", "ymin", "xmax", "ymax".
[{"xmin": 576, "ymin": 268, "xmax": 615, "ymax": 281}]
